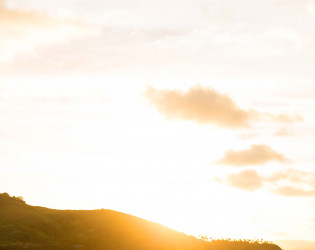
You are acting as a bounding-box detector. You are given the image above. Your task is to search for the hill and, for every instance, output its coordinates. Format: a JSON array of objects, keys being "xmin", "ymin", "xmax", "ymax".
[{"xmin": 0, "ymin": 193, "xmax": 282, "ymax": 250}]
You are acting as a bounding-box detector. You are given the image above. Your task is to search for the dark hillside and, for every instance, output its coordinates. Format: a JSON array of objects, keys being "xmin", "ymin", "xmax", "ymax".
[{"xmin": 0, "ymin": 193, "xmax": 282, "ymax": 250}]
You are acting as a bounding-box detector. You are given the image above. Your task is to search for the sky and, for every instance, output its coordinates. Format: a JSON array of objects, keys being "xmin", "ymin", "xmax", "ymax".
[{"xmin": 1, "ymin": 0, "xmax": 315, "ymax": 247}]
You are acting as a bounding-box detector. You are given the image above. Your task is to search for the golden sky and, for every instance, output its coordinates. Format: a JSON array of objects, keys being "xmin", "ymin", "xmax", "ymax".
[{"xmin": 1, "ymin": 0, "xmax": 315, "ymax": 246}]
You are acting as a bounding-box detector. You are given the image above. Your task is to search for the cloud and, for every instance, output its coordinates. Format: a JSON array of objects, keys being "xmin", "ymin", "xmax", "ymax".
[
  {"xmin": 145, "ymin": 86, "xmax": 302, "ymax": 128},
  {"xmin": 0, "ymin": 0, "xmax": 99, "ymax": 62},
  {"xmin": 238, "ymin": 132, "xmax": 257, "ymax": 140},
  {"xmin": 267, "ymin": 169, "xmax": 315, "ymax": 197},
  {"xmin": 274, "ymin": 186, "xmax": 315, "ymax": 197},
  {"xmin": 260, "ymin": 113, "xmax": 303, "ymax": 124},
  {"xmin": 272, "ymin": 113, "xmax": 303, "ymax": 123},
  {"xmin": 217, "ymin": 144, "xmax": 288, "ymax": 166},
  {"xmin": 274, "ymin": 127, "xmax": 294, "ymax": 137},
  {"xmin": 225, "ymin": 168, "xmax": 315, "ymax": 196},
  {"xmin": 227, "ymin": 170, "xmax": 263, "ymax": 191},
  {"xmin": 266, "ymin": 169, "xmax": 314, "ymax": 183},
  {"xmin": 145, "ymin": 86, "xmax": 254, "ymax": 128}
]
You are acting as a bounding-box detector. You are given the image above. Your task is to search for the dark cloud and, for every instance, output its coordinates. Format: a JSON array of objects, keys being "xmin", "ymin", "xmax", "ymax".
[
  {"xmin": 217, "ymin": 144, "xmax": 288, "ymax": 166},
  {"xmin": 145, "ymin": 86, "xmax": 302, "ymax": 128},
  {"xmin": 227, "ymin": 170, "xmax": 263, "ymax": 191}
]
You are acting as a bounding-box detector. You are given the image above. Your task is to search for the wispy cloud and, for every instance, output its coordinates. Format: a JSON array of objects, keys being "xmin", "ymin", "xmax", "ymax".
[
  {"xmin": 274, "ymin": 186, "xmax": 315, "ymax": 197},
  {"xmin": 266, "ymin": 168, "xmax": 314, "ymax": 183},
  {"xmin": 238, "ymin": 132, "xmax": 257, "ymax": 140},
  {"xmin": 270, "ymin": 113, "xmax": 303, "ymax": 123},
  {"xmin": 274, "ymin": 127, "xmax": 294, "ymax": 137},
  {"xmin": 268, "ymin": 169, "xmax": 315, "ymax": 197},
  {"xmin": 216, "ymin": 144, "xmax": 288, "ymax": 167},
  {"xmin": 0, "ymin": 0, "xmax": 99, "ymax": 62},
  {"xmin": 224, "ymin": 168, "xmax": 315, "ymax": 196},
  {"xmin": 145, "ymin": 86, "xmax": 302, "ymax": 128}
]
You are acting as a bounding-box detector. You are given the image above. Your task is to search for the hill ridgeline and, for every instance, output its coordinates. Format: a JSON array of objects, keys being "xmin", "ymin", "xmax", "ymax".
[{"xmin": 0, "ymin": 193, "xmax": 282, "ymax": 250}]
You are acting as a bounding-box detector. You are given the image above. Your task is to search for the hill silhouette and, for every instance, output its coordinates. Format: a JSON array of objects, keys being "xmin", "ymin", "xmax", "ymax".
[{"xmin": 0, "ymin": 193, "xmax": 282, "ymax": 250}]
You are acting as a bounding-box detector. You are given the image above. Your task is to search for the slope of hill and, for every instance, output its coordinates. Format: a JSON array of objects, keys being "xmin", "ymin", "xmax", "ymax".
[{"xmin": 0, "ymin": 193, "xmax": 282, "ymax": 250}]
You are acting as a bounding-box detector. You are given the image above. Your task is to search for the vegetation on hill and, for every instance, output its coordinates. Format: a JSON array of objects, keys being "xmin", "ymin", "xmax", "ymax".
[{"xmin": 0, "ymin": 193, "xmax": 282, "ymax": 250}]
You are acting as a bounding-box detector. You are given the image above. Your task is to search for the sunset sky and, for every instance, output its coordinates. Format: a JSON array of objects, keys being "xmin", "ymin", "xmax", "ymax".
[{"xmin": 1, "ymin": 0, "xmax": 315, "ymax": 246}]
